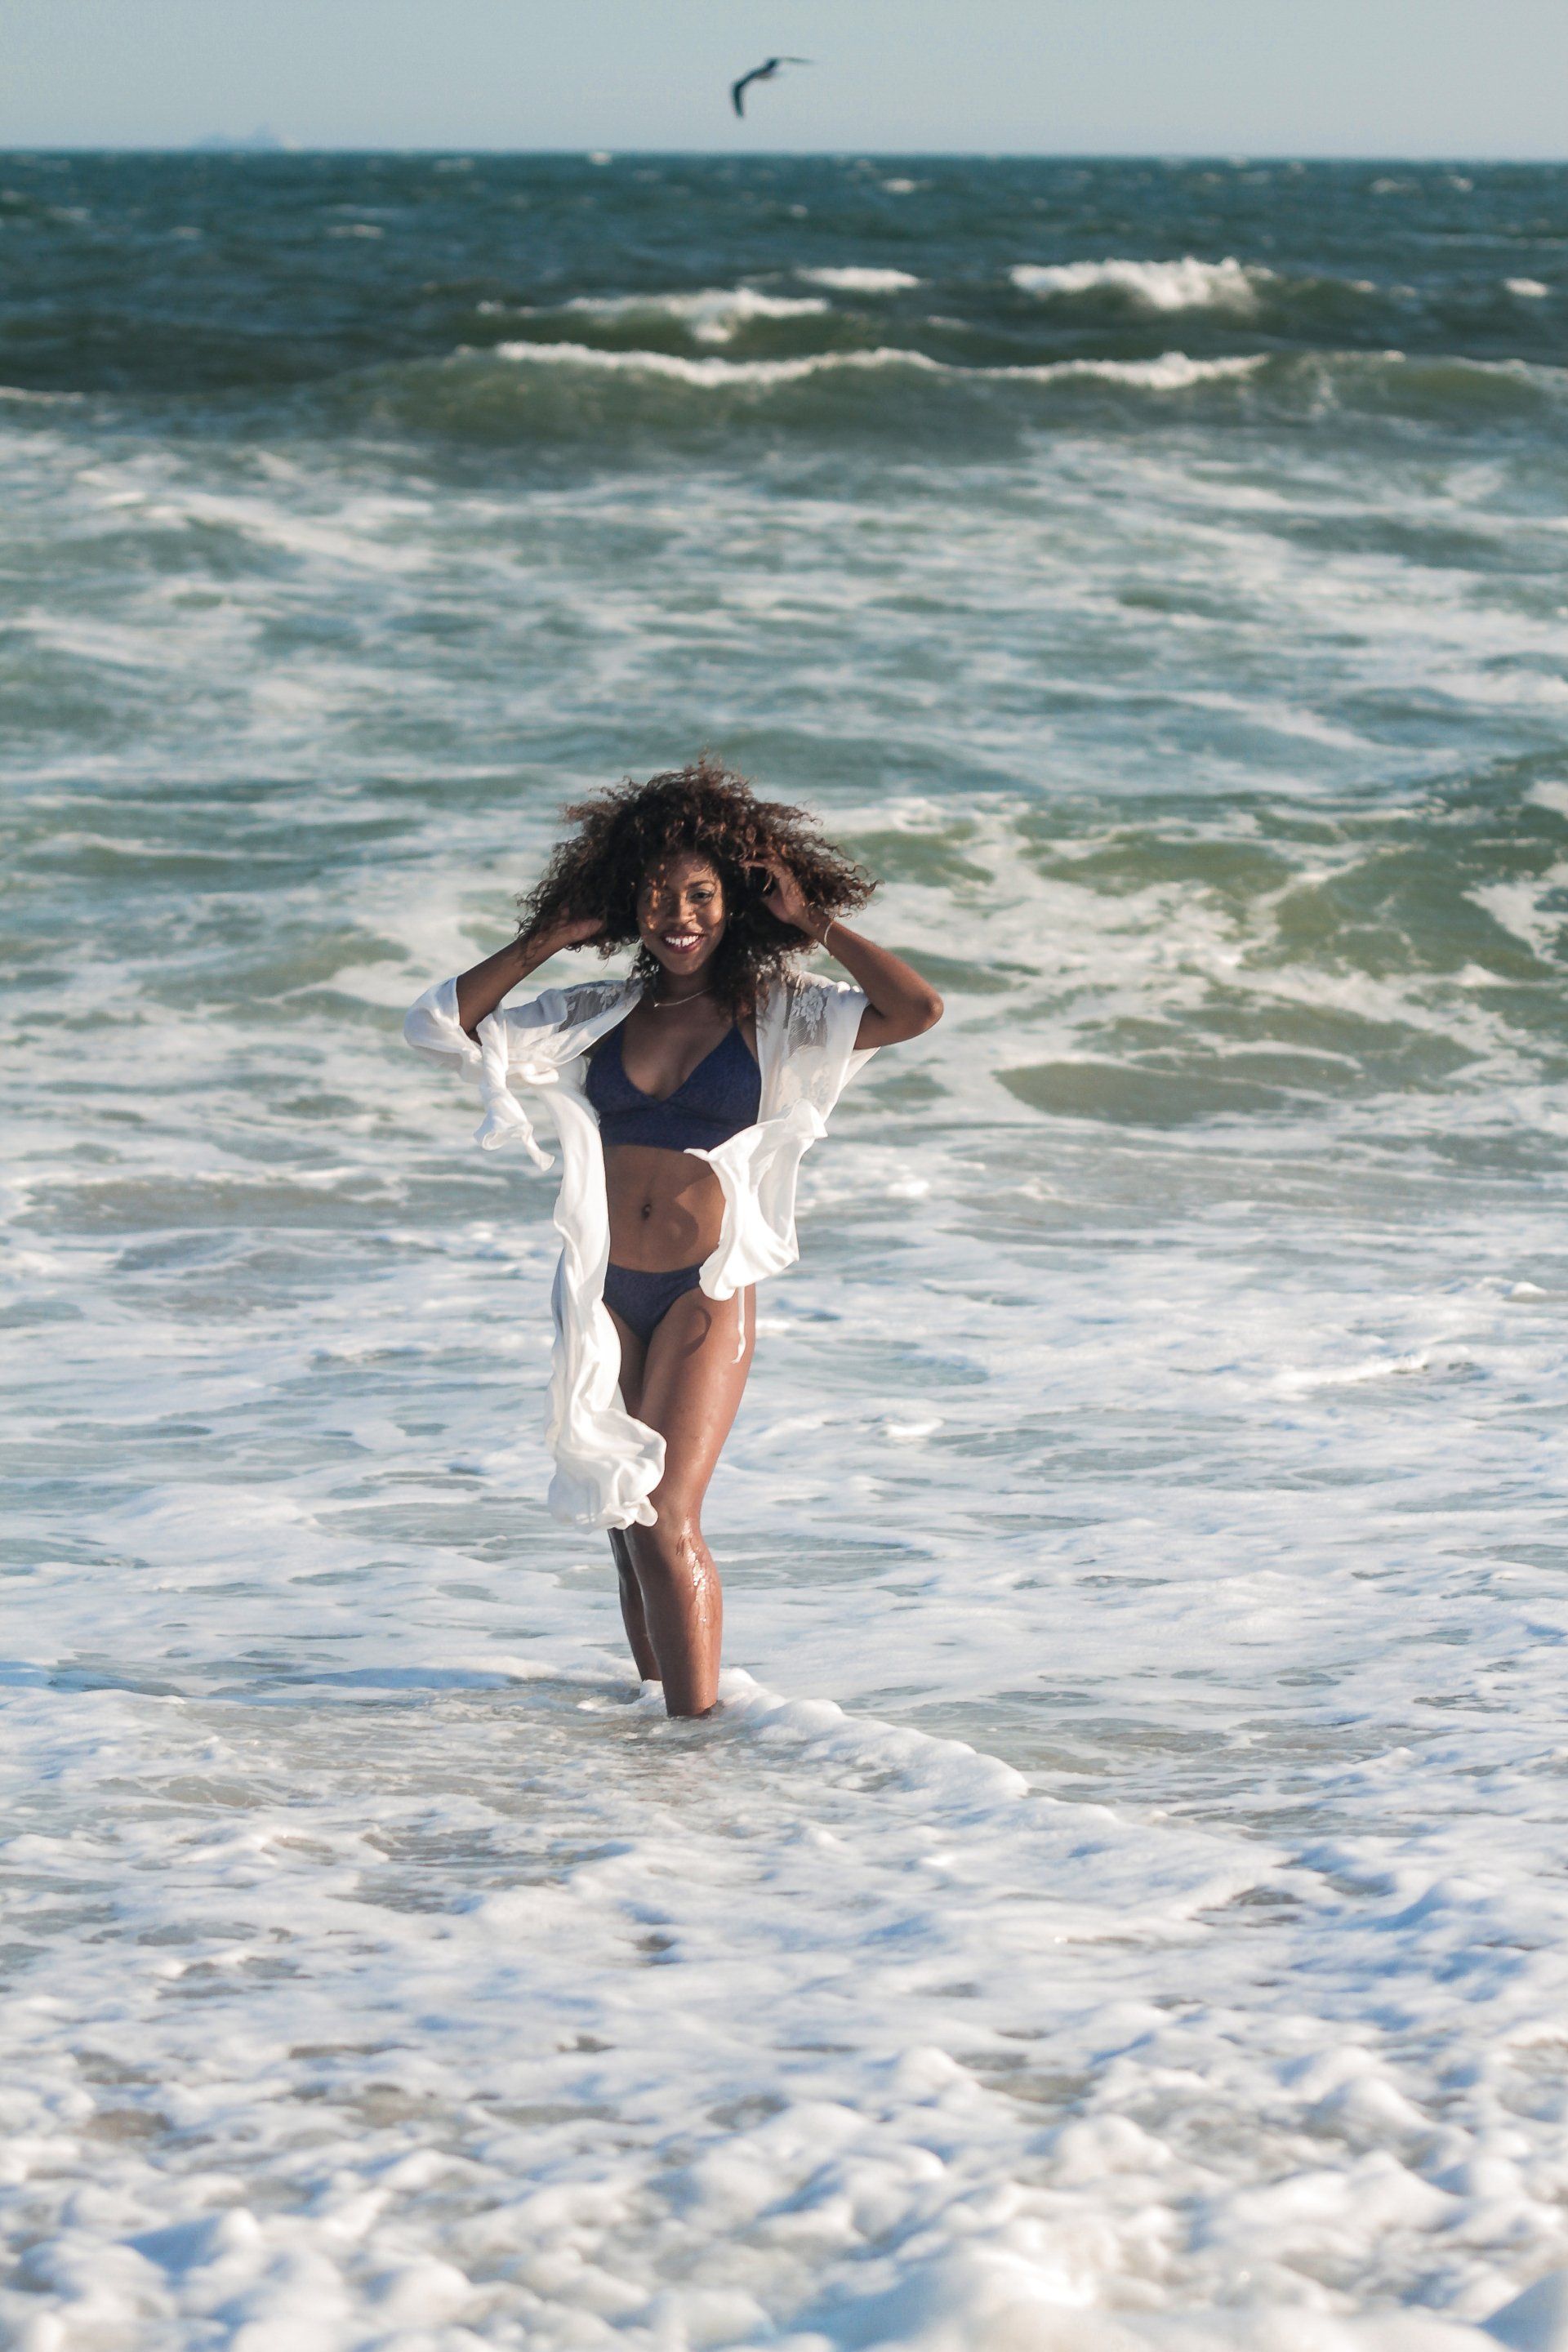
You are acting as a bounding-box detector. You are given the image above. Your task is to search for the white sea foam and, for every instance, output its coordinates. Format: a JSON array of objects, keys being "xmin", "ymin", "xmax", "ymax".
[
  {"xmin": 492, "ymin": 336, "xmax": 909, "ymax": 385},
  {"xmin": 1011, "ymin": 349, "xmax": 1266, "ymax": 389},
  {"xmin": 1468, "ymin": 871, "xmax": 1568, "ymax": 958},
  {"xmin": 559, "ymin": 284, "xmax": 828, "ymax": 342},
  {"xmin": 796, "ymin": 264, "xmax": 924, "ymax": 292},
  {"xmin": 1011, "ymin": 254, "xmax": 1267, "ymax": 310},
  {"xmin": 489, "ymin": 336, "xmax": 1265, "ymax": 394},
  {"xmin": 0, "ymin": 382, "xmax": 79, "ymax": 403}
]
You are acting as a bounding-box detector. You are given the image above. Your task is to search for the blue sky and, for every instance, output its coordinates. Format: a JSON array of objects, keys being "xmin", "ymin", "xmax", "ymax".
[{"xmin": 4, "ymin": 0, "xmax": 1566, "ymax": 156}]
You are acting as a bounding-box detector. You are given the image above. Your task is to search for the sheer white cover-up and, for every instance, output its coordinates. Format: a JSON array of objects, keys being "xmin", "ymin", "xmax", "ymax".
[{"xmin": 404, "ymin": 971, "xmax": 875, "ymax": 1530}]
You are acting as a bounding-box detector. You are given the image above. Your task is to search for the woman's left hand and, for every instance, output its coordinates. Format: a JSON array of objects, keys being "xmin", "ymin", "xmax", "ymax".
[
  {"xmin": 751, "ymin": 857, "xmax": 824, "ymax": 940},
  {"xmin": 750, "ymin": 853, "xmax": 942, "ymax": 1046}
]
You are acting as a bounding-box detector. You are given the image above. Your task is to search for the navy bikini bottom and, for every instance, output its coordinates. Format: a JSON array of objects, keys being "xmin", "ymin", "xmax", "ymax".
[{"xmin": 603, "ymin": 1260, "xmax": 703, "ymax": 1347}]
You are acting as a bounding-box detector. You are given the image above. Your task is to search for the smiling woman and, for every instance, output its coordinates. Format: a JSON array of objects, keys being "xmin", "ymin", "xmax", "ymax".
[{"xmin": 404, "ymin": 759, "xmax": 943, "ymax": 1716}]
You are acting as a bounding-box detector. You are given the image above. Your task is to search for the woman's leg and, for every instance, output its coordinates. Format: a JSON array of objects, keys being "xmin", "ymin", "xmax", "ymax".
[
  {"xmin": 606, "ymin": 1309, "xmax": 659, "ymax": 1680},
  {"xmin": 626, "ymin": 1286, "xmax": 755, "ymax": 1717},
  {"xmin": 608, "ymin": 1526, "xmax": 658, "ymax": 1679}
]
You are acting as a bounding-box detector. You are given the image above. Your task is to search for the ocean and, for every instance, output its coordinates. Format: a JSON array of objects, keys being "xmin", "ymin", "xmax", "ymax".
[{"xmin": 5, "ymin": 150, "xmax": 1568, "ymax": 2351}]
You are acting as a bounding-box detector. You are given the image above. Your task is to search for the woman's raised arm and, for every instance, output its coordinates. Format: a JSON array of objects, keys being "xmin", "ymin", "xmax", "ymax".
[
  {"xmin": 752, "ymin": 861, "xmax": 943, "ymax": 1048},
  {"xmin": 455, "ymin": 914, "xmax": 604, "ymax": 1037}
]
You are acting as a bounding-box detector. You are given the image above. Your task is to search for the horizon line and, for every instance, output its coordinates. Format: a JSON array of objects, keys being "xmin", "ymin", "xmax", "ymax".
[{"xmin": 2, "ymin": 143, "xmax": 1568, "ymax": 166}]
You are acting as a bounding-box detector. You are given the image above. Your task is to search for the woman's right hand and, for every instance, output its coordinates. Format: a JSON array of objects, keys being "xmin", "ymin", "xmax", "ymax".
[{"xmin": 536, "ymin": 911, "xmax": 605, "ymax": 956}]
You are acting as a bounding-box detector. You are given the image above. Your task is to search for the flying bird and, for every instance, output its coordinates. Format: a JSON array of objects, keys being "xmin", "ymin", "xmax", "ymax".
[{"xmin": 730, "ymin": 57, "xmax": 811, "ymax": 118}]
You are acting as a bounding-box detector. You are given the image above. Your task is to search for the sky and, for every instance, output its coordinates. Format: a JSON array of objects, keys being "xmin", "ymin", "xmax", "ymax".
[{"xmin": 2, "ymin": 0, "xmax": 1567, "ymax": 158}]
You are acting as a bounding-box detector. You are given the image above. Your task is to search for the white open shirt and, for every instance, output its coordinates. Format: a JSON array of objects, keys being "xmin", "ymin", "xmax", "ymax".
[{"xmin": 405, "ymin": 971, "xmax": 875, "ymax": 1529}]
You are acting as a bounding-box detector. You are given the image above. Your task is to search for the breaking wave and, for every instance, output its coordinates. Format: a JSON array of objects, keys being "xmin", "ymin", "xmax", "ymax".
[
  {"xmin": 552, "ymin": 285, "xmax": 830, "ymax": 345},
  {"xmin": 795, "ymin": 265, "xmax": 924, "ymax": 292},
  {"xmin": 1012, "ymin": 254, "xmax": 1267, "ymax": 312},
  {"xmin": 488, "ymin": 339, "xmax": 1263, "ymax": 390},
  {"xmin": 327, "ymin": 336, "xmax": 1568, "ymax": 457}
]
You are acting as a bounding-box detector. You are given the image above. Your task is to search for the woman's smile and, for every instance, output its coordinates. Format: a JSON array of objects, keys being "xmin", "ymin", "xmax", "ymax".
[{"xmin": 638, "ymin": 852, "xmax": 728, "ymax": 976}]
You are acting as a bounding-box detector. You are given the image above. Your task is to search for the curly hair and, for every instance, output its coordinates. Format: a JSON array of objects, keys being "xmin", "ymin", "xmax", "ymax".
[{"xmin": 516, "ymin": 757, "xmax": 875, "ymax": 1012}]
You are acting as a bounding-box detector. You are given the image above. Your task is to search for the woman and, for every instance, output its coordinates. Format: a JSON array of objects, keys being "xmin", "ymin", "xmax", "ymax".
[{"xmin": 405, "ymin": 760, "xmax": 942, "ymax": 1717}]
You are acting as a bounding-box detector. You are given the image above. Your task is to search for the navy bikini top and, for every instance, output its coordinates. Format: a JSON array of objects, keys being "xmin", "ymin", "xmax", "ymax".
[{"xmin": 586, "ymin": 1018, "xmax": 761, "ymax": 1153}]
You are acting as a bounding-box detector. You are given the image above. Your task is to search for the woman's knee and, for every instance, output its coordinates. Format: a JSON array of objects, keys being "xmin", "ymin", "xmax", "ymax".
[{"xmin": 634, "ymin": 1503, "xmax": 706, "ymax": 1578}]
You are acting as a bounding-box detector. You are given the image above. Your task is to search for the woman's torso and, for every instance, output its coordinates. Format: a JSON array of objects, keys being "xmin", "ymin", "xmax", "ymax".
[{"xmin": 586, "ymin": 1004, "xmax": 761, "ymax": 1272}]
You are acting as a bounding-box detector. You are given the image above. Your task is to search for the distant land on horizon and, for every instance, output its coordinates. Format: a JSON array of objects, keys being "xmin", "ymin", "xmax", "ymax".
[{"xmin": 189, "ymin": 127, "xmax": 296, "ymax": 153}]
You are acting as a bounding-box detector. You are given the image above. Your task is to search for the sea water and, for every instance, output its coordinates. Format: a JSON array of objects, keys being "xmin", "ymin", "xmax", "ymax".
[{"xmin": 5, "ymin": 153, "xmax": 1568, "ymax": 2351}]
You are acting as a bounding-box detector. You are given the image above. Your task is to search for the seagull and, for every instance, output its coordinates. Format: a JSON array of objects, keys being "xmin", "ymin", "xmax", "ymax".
[{"xmin": 730, "ymin": 57, "xmax": 811, "ymax": 118}]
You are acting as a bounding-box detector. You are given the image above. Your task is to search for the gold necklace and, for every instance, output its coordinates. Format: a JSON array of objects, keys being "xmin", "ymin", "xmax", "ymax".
[{"xmin": 649, "ymin": 986, "xmax": 715, "ymax": 1010}]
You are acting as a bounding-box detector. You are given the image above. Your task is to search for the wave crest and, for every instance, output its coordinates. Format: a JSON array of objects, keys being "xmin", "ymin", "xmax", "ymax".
[
  {"xmin": 488, "ymin": 338, "xmax": 1263, "ymax": 393},
  {"xmin": 1011, "ymin": 255, "xmax": 1266, "ymax": 312},
  {"xmin": 328, "ymin": 339, "xmax": 1568, "ymax": 459},
  {"xmin": 552, "ymin": 286, "xmax": 829, "ymax": 345},
  {"xmin": 795, "ymin": 265, "xmax": 923, "ymax": 293}
]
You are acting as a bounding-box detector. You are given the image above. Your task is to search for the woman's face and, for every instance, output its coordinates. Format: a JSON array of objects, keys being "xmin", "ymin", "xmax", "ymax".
[{"xmin": 636, "ymin": 852, "xmax": 727, "ymax": 980}]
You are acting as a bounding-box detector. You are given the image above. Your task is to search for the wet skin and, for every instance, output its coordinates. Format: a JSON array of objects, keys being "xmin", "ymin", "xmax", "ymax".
[
  {"xmin": 596, "ymin": 857, "xmax": 759, "ymax": 1272},
  {"xmin": 452, "ymin": 844, "xmax": 943, "ymax": 1718},
  {"xmin": 593, "ymin": 855, "xmax": 759, "ymax": 1717}
]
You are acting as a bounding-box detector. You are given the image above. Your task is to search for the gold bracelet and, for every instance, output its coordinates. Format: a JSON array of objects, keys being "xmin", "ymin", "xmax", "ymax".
[{"xmin": 819, "ymin": 916, "xmax": 839, "ymax": 954}]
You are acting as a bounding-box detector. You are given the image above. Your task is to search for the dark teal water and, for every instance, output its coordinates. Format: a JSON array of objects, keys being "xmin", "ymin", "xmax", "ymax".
[{"xmin": 7, "ymin": 152, "xmax": 1568, "ymax": 407}]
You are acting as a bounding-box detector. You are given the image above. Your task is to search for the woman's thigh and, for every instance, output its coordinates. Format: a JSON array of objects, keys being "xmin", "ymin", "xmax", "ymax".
[
  {"xmin": 607, "ymin": 1305, "xmax": 647, "ymax": 1419},
  {"xmin": 636, "ymin": 1286, "xmax": 755, "ymax": 1514}
]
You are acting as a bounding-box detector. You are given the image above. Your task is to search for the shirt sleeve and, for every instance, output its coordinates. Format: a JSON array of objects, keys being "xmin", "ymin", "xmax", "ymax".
[
  {"xmin": 779, "ymin": 975, "xmax": 876, "ymax": 1114},
  {"xmin": 403, "ymin": 975, "xmax": 481, "ymax": 1069},
  {"xmin": 403, "ymin": 976, "xmax": 556, "ymax": 1168}
]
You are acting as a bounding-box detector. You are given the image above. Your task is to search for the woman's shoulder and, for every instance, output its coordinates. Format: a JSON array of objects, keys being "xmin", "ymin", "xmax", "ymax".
[
  {"xmin": 764, "ymin": 971, "xmax": 862, "ymax": 1036},
  {"xmin": 558, "ymin": 976, "xmax": 634, "ymax": 1019},
  {"xmin": 506, "ymin": 974, "xmax": 635, "ymax": 1032},
  {"xmin": 758, "ymin": 970, "xmax": 860, "ymax": 1009}
]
